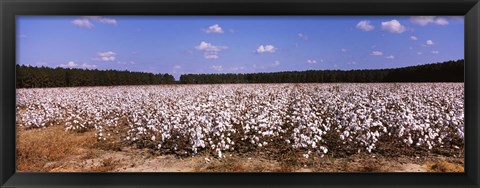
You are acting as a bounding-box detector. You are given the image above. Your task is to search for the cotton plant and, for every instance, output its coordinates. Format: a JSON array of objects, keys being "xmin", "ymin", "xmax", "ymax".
[{"xmin": 16, "ymin": 83, "xmax": 464, "ymax": 158}]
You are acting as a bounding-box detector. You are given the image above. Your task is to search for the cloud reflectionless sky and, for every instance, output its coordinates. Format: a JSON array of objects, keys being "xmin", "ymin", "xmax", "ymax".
[{"xmin": 17, "ymin": 16, "xmax": 464, "ymax": 80}]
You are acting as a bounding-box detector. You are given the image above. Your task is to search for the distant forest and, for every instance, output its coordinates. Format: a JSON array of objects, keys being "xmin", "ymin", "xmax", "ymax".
[
  {"xmin": 16, "ymin": 65, "xmax": 176, "ymax": 88},
  {"xmin": 16, "ymin": 59, "xmax": 463, "ymax": 88},
  {"xmin": 180, "ymin": 59, "xmax": 464, "ymax": 84}
]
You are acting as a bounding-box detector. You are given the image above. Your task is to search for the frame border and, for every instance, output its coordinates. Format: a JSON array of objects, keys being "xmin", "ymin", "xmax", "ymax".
[{"xmin": 1, "ymin": 0, "xmax": 479, "ymax": 188}]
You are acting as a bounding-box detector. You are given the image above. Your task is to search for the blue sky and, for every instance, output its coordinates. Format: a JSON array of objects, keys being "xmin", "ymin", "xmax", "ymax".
[{"xmin": 17, "ymin": 16, "xmax": 464, "ymax": 80}]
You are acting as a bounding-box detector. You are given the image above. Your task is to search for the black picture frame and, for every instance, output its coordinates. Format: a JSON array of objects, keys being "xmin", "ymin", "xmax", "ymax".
[{"xmin": 1, "ymin": 0, "xmax": 479, "ymax": 187}]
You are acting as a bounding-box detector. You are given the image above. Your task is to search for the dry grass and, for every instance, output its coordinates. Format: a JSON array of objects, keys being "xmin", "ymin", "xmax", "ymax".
[
  {"xmin": 16, "ymin": 126, "xmax": 96, "ymax": 172},
  {"xmin": 277, "ymin": 161, "xmax": 297, "ymax": 172},
  {"xmin": 195, "ymin": 155, "xmax": 285, "ymax": 172},
  {"xmin": 351, "ymin": 160, "xmax": 387, "ymax": 172},
  {"xmin": 79, "ymin": 149, "xmax": 101, "ymax": 160},
  {"xmin": 89, "ymin": 157, "xmax": 119, "ymax": 172},
  {"xmin": 15, "ymin": 125, "xmax": 464, "ymax": 173},
  {"xmin": 202, "ymin": 157, "xmax": 250, "ymax": 172},
  {"xmin": 427, "ymin": 161, "xmax": 464, "ymax": 172},
  {"xmin": 93, "ymin": 139, "xmax": 123, "ymax": 151}
]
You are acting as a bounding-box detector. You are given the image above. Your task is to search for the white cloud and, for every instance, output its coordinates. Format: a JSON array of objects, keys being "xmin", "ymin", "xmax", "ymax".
[
  {"xmin": 386, "ymin": 55, "xmax": 395, "ymax": 59},
  {"xmin": 410, "ymin": 36, "xmax": 418, "ymax": 40},
  {"xmin": 426, "ymin": 40, "xmax": 434, "ymax": 45},
  {"xmin": 96, "ymin": 51, "xmax": 116, "ymax": 61},
  {"xmin": 307, "ymin": 59, "xmax": 318, "ymax": 64},
  {"xmin": 72, "ymin": 19, "xmax": 94, "ymax": 28},
  {"xmin": 61, "ymin": 61, "xmax": 78, "ymax": 67},
  {"xmin": 97, "ymin": 17, "xmax": 117, "ymax": 25},
  {"xmin": 253, "ymin": 61, "xmax": 281, "ymax": 69},
  {"xmin": 341, "ymin": 48, "xmax": 348, "ymax": 52},
  {"xmin": 204, "ymin": 24, "xmax": 224, "ymax": 34},
  {"xmin": 356, "ymin": 20, "xmax": 375, "ymax": 31},
  {"xmin": 298, "ymin": 33, "xmax": 309, "ymax": 40},
  {"xmin": 72, "ymin": 16, "xmax": 117, "ymax": 28},
  {"xmin": 432, "ymin": 50, "xmax": 439, "ymax": 54},
  {"xmin": 272, "ymin": 60, "xmax": 281, "ymax": 67},
  {"xmin": 195, "ymin": 41, "xmax": 227, "ymax": 59},
  {"xmin": 434, "ymin": 18, "xmax": 449, "ymax": 26},
  {"xmin": 410, "ymin": 16, "xmax": 435, "ymax": 26},
  {"xmin": 256, "ymin": 45, "xmax": 277, "ymax": 53},
  {"xmin": 210, "ymin": 65, "xmax": 224, "ymax": 71},
  {"xmin": 172, "ymin": 65, "xmax": 182, "ymax": 73},
  {"xmin": 59, "ymin": 61, "xmax": 96, "ymax": 69},
  {"xmin": 381, "ymin": 20, "xmax": 406, "ymax": 33},
  {"xmin": 410, "ymin": 16, "xmax": 449, "ymax": 26},
  {"xmin": 417, "ymin": 52, "xmax": 423, "ymax": 55},
  {"xmin": 81, "ymin": 63, "xmax": 97, "ymax": 69},
  {"xmin": 205, "ymin": 55, "xmax": 219, "ymax": 59},
  {"xmin": 370, "ymin": 51, "xmax": 383, "ymax": 56},
  {"xmin": 231, "ymin": 66, "xmax": 245, "ymax": 71}
]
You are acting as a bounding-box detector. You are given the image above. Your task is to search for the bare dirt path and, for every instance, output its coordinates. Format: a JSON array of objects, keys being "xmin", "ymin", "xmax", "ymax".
[{"xmin": 45, "ymin": 146, "xmax": 463, "ymax": 172}]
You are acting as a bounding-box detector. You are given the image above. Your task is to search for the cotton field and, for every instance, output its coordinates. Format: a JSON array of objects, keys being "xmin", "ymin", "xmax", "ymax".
[{"xmin": 16, "ymin": 83, "xmax": 464, "ymax": 158}]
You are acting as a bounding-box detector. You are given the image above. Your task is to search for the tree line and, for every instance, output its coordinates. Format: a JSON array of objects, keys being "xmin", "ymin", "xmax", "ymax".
[
  {"xmin": 16, "ymin": 59, "xmax": 463, "ymax": 88},
  {"xmin": 16, "ymin": 65, "xmax": 175, "ymax": 88},
  {"xmin": 180, "ymin": 59, "xmax": 464, "ymax": 84}
]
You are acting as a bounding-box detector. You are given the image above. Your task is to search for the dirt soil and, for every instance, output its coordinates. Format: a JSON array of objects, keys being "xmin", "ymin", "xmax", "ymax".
[
  {"xmin": 17, "ymin": 126, "xmax": 464, "ymax": 173},
  {"xmin": 44, "ymin": 147, "xmax": 464, "ymax": 172}
]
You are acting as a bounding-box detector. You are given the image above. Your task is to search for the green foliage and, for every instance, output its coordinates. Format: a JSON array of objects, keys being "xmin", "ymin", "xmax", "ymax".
[
  {"xmin": 179, "ymin": 59, "xmax": 464, "ymax": 84},
  {"xmin": 16, "ymin": 66, "xmax": 175, "ymax": 88},
  {"xmin": 16, "ymin": 59, "xmax": 463, "ymax": 88}
]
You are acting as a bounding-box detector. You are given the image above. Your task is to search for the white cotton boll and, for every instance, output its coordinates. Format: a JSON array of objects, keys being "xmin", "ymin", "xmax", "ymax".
[{"xmin": 408, "ymin": 136, "xmax": 413, "ymax": 145}]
